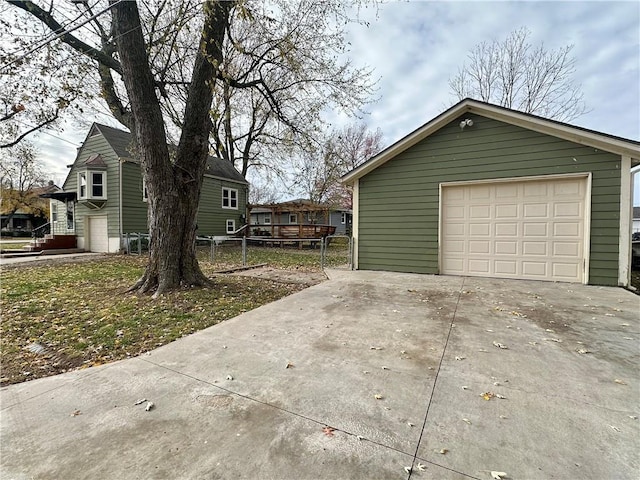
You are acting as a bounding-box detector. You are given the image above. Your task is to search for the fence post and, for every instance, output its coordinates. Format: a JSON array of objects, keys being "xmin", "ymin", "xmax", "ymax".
[
  {"xmin": 137, "ymin": 233, "xmax": 141, "ymax": 255},
  {"xmin": 242, "ymin": 237, "xmax": 247, "ymax": 266},
  {"xmin": 210, "ymin": 237, "xmax": 215, "ymax": 263},
  {"xmin": 320, "ymin": 238, "xmax": 325, "ymax": 270},
  {"xmin": 125, "ymin": 233, "xmax": 130, "ymax": 254}
]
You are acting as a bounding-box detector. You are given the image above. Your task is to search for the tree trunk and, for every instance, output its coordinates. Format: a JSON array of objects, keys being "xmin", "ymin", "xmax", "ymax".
[{"xmin": 111, "ymin": 0, "xmax": 232, "ymax": 297}]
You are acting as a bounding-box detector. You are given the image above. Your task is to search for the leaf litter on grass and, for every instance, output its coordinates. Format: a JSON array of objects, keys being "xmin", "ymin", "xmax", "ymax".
[{"xmin": 0, "ymin": 256, "xmax": 309, "ymax": 386}]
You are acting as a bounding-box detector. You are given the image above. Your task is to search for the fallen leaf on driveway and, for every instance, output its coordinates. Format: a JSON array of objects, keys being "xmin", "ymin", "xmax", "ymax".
[
  {"xmin": 610, "ymin": 425, "xmax": 621, "ymax": 432},
  {"xmin": 374, "ymin": 394, "xmax": 383, "ymax": 400},
  {"xmin": 145, "ymin": 402, "xmax": 154, "ymax": 411},
  {"xmin": 543, "ymin": 337, "xmax": 562, "ymax": 343},
  {"xmin": 403, "ymin": 466, "xmax": 412, "ymax": 473},
  {"xmin": 491, "ymin": 472, "xmax": 507, "ymax": 479},
  {"xmin": 614, "ymin": 379, "xmax": 627, "ymax": 385},
  {"xmin": 576, "ymin": 348, "xmax": 591, "ymax": 354},
  {"xmin": 417, "ymin": 463, "xmax": 427, "ymax": 471},
  {"xmin": 134, "ymin": 398, "xmax": 146, "ymax": 405},
  {"xmin": 462, "ymin": 418, "xmax": 472, "ymax": 424},
  {"xmin": 70, "ymin": 410, "xmax": 82, "ymax": 417},
  {"xmin": 285, "ymin": 362, "xmax": 294, "ymax": 369},
  {"xmin": 322, "ymin": 426, "xmax": 336, "ymax": 437},
  {"xmin": 493, "ymin": 342, "xmax": 508, "ymax": 349},
  {"xmin": 481, "ymin": 392, "xmax": 495, "ymax": 400},
  {"xmin": 439, "ymin": 448, "xmax": 448, "ymax": 454},
  {"xmin": 455, "ymin": 356, "xmax": 465, "ymax": 361}
]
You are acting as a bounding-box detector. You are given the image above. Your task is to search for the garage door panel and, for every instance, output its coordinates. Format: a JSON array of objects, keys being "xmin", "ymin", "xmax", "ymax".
[
  {"xmin": 524, "ymin": 203, "xmax": 548, "ymax": 217},
  {"xmin": 469, "ymin": 205, "xmax": 490, "ymax": 218},
  {"xmin": 469, "ymin": 240, "xmax": 490, "ymax": 254},
  {"xmin": 524, "ymin": 223, "xmax": 547, "ymax": 236},
  {"xmin": 495, "ymin": 241, "xmax": 517, "ymax": 255},
  {"xmin": 552, "ymin": 263, "xmax": 579, "ymax": 278},
  {"xmin": 441, "ymin": 176, "xmax": 586, "ymax": 283},
  {"xmin": 496, "ymin": 204, "xmax": 518, "ymax": 218},
  {"xmin": 522, "ymin": 261, "xmax": 548, "ymax": 277},
  {"xmin": 495, "ymin": 223, "xmax": 518, "ymax": 236},
  {"xmin": 553, "ymin": 222, "xmax": 580, "ymax": 236},
  {"xmin": 553, "ymin": 242, "xmax": 580, "ymax": 256},
  {"xmin": 523, "ymin": 241, "xmax": 547, "ymax": 255},
  {"xmin": 468, "ymin": 259, "xmax": 490, "ymax": 273},
  {"xmin": 554, "ymin": 202, "xmax": 581, "ymax": 217},
  {"xmin": 469, "ymin": 223, "xmax": 490, "ymax": 236},
  {"xmin": 495, "ymin": 261, "xmax": 517, "ymax": 275}
]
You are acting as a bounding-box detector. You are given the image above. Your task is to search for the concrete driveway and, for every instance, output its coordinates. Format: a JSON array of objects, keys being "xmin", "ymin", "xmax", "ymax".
[{"xmin": 1, "ymin": 270, "xmax": 638, "ymax": 479}]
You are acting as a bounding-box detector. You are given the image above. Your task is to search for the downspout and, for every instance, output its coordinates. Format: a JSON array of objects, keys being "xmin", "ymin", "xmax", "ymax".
[{"xmin": 119, "ymin": 159, "xmax": 123, "ymax": 252}]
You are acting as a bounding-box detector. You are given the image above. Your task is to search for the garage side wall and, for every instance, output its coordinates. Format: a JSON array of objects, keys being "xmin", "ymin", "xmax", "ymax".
[{"xmin": 357, "ymin": 114, "xmax": 621, "ymax": 285}]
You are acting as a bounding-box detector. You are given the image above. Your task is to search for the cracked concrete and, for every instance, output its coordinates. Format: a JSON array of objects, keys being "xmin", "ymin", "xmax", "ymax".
[{"xmin": 1, "ymin": 270, "xmax": 638, "ymax": 479}]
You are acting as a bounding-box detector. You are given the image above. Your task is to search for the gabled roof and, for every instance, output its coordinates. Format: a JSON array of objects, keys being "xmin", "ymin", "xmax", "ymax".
[
  {"xmin": 342, "ymin": 98, "xmax": 640, "ymax": 184},
  {"xmin": 90, "ymin": 123, "xmax": 134, "ymax": 158},
  {"xmin": 205, "ymin": 157, "xmax": 247, "ymax": 184},
  {"xmin": 86, "ymin": 123, "xmax": 247, "ymax": 184}
]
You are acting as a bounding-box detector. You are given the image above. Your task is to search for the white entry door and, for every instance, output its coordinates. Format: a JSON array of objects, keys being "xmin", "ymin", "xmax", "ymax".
[{"xmin": 441, "ymin": 176, "xmax": 588, "ymax": 283}]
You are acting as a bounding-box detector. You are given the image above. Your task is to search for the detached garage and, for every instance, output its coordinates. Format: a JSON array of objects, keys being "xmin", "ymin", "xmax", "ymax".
[{"xmin": 342, "ymin": 99, "xmax": 640, "ymax": 287}]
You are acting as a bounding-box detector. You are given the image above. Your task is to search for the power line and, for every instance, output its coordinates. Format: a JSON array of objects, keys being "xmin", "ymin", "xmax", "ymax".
[{"xmin": 1, "ymin": 0, "xmax": 123, "ymax": 73}]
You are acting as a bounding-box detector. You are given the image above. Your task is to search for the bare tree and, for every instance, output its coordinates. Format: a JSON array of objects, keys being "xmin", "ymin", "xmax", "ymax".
[
  {"xmin": 0, "ymin": 141, "xmax": 49, "ymax": 226},
  {"xmin": 449, "ymin": 27, "xmax": 587, "ymax": 121},
  {"xmin": 6, "ymin": 0, "xmax": 376, "ymax": 295},
  {"xmin": 294, "ymin": 123, "xmax": 383, "ymax": 206}
]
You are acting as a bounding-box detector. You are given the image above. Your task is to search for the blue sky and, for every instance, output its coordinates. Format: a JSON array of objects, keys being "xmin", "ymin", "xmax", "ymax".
[{"xmin": 31, "ymin": 0, "xmax": 640, "ymax": 202}]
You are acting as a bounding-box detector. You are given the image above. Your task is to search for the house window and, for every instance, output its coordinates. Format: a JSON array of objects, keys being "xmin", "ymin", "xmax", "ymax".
[
  {"xmin": 79, "ymin": 172, "xmax": 87, "ymax": 199},
  {"xmin": 226, "ymin": 219, "xmax": 236, "ymax": 234},
  {"xmin": 142, "ymin": 178, "xmax": 148, "ymax": 202},
  {"xmin": 222, "ymin": 188, "xmax": 238, "ymax": 209},
  {"xmin": 78, "ymin": 171, "xmax": 106, "ymax": 200},
  {"xmin": 264, "ymin": 214, "xmax": 271, "ymax": 225},
  {"xmin": 341, "ymin": 213, "xmax": 347, "ymax": 224},
  {"xmin": 91, "ymin": 172, "xmax": 104, "ymax": 198},
  {"xmin": 289, "ymin": 214, "xmax": 297, "ymax": 224}
]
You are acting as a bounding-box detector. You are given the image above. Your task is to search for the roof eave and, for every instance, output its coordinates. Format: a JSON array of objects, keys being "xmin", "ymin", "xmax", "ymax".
[{"xmin": 341, "ymin": 99, "xmax": 640, "ymax": 184}]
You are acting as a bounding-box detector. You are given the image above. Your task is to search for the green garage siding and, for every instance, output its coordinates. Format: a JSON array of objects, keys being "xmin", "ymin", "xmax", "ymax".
[{"xmin": 358, "ymin": 114, "xmax": 621, "ymax": 286}]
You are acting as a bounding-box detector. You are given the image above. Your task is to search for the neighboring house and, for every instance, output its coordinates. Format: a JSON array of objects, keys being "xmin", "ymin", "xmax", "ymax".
[
  {"xmin": 1, "ymin": 182, "xmax": 60, "ymax": 236},
  {"xmin": 342, "ymin": 98, "xmax": 640, "ymax": 288},
  {"xmin": 49, "ymin": 123, "xmax": 248, "ymax": 253},
  {"xmin": 249, "ymin": 199, "xmax": 352, "ymax": 236}
]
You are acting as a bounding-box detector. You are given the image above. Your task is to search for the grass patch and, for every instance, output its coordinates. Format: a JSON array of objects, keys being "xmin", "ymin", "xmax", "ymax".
[
  {"xmin": 0, "ymin": 256, "xmax": 309, "ymax": 386},
  {"xmin": 0, "ymin": 242, "xmax": 30, "ymax": 250}
]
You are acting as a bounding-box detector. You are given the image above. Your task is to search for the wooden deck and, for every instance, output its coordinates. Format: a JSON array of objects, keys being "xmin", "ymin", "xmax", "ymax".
[{"xmin": 249, "ymin": 224, "xmax": 336, "ymax": 243}]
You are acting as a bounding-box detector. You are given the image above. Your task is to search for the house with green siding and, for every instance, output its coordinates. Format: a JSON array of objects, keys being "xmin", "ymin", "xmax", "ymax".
[
  {"xmin": 341, "ymin": 99, "xmax": 640, "ymax": 287},
  {"xmin": 49, "ymin": 123, "xmax": 248, "ymax": 253}
]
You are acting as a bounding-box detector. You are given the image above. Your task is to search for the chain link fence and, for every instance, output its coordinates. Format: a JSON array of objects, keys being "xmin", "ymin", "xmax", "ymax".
[{"xmin": 122, "ymin": 233, "xmax": 353, "ymax": 271}]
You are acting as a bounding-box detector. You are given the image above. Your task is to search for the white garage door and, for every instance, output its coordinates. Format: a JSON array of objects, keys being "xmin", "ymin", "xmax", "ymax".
[
  {"xmin": 441, "ymin": 176, "xmax": 588, "ymax": 283},
  {"xmin": 88, "ymin": 216, "xmax": 109, "ymax": 253}
]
